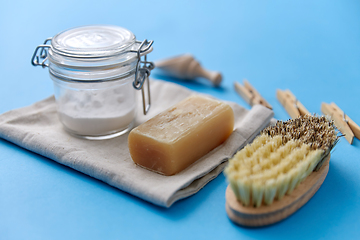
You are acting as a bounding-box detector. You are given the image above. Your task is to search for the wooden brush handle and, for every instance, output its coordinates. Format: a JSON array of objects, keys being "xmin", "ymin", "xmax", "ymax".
[
  {"xmin": 155, "ymin": 54, "xmax": 222, "ymax": 86},
  {"xmin": 190, "ymin": 60, "xmax": 222, "ymax": 86}
]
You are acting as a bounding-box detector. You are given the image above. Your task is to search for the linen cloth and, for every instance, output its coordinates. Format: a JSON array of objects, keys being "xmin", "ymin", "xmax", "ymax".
[{"xmin": 0, "ymin": 80, "xmax": 274, "ymax": 207}]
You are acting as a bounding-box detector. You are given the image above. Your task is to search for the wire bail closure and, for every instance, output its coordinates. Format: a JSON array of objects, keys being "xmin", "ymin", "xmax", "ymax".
[
  {"xmin": 131, "ymin": 40, "xmax": 154, "ymax": 115},
  {"xmin": 31, "ymin": 38, "xmax": 52, "ymax": 68}
]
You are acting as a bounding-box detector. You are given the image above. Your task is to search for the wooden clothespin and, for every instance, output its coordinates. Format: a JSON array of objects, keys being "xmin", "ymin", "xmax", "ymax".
[
  {"xmin": 276, "ymin": 89, "xmax": 310, "ymax": 119},
  {"xmin": 234, "ymin": 79, "xmax": 272, "ymax": 109},
  {"xmin": 321, "ymin": 102, "xmax": 360, "ymax": 144},
  {"xmin": 155, "ymin": 54, "xmax": 222, "ymax": 86}
]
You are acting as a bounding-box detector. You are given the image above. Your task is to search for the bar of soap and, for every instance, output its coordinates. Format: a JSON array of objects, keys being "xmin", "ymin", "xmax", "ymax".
[{"xmin": 128, "ymin": 95, "xmax": 234, "ymax": 176}]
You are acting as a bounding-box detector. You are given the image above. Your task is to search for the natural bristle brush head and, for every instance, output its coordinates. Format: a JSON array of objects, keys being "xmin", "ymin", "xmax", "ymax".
[
  {"xmin": 262, "ymin": 115, "xmax": 339, "ymax": 152},
  {"xmin": 224, "ymin": 115, "xmax": 339, "ymax": 208}
]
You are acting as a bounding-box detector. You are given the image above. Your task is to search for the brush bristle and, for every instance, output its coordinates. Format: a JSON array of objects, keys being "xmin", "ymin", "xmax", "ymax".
[
  {"xmin": 225, "ymin": 115, "xmax": 339, "ymax": 207},
  {"xmin": 261, "ymin": 115, "xmax": 339, "ymax": 151}
]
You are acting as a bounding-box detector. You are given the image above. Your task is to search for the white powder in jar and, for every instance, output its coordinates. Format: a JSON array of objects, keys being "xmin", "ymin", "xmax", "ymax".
[{"xmin": 56, "ymin": 82, "xmax": 136, "ymax": 136}]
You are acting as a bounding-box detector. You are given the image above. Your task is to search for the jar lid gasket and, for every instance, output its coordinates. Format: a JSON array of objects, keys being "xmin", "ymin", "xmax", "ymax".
[{"xmin": 51, "ymin": 25, "xmax": 136, "ymax": 58}]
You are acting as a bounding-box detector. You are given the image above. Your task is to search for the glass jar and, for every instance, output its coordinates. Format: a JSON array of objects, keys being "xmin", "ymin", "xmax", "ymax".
[{"xmin": 31, "ymin": 25, "xmax": 154, "ymax": 140}]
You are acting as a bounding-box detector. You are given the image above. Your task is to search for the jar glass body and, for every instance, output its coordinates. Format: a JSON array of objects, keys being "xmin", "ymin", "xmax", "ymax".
[
  {"xmin": 31, "ymin": 25, "xmax": 153, "ymax": 139},
  {"xmin": 50, "ymin": 73, "xmax": 136, "ymax": 140}
]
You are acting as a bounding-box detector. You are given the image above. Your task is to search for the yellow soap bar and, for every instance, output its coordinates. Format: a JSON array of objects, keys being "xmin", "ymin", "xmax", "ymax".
[{"xmin": 128, "ymin": 95, "xmax": 234, "ymax": 176}]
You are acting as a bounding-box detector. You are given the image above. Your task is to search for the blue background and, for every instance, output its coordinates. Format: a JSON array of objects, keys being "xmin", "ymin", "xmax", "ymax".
[{"xmin": 1, "ymin": 0, "xmax": 359, "ymax": 239}]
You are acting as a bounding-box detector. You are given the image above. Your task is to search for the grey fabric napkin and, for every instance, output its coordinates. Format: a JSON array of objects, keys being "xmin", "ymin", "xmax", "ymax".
[{"xmin": 0, "ymin": 80, "xmax": 273, "ymax": 207}]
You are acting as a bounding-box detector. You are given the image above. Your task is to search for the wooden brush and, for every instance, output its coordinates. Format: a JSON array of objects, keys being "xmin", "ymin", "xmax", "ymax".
[{"xmin": 224, "ymin": 115, "xmax": 339, "ymax": 226}]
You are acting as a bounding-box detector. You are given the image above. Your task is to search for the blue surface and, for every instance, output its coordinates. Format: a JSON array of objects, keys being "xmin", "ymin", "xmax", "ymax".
[{"xmin": 1, "ymin": 0, "xmax": 360, "ymax": 239}]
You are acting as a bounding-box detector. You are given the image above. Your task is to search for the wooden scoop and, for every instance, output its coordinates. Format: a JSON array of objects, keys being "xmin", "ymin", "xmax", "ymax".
[
  {"xmin": 155, "ymin": 54, "xmax": 222, "ymax": 86},
  {"xmin": 225, "ymin": 154, "xmax": 330, "ymax": 227}
]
